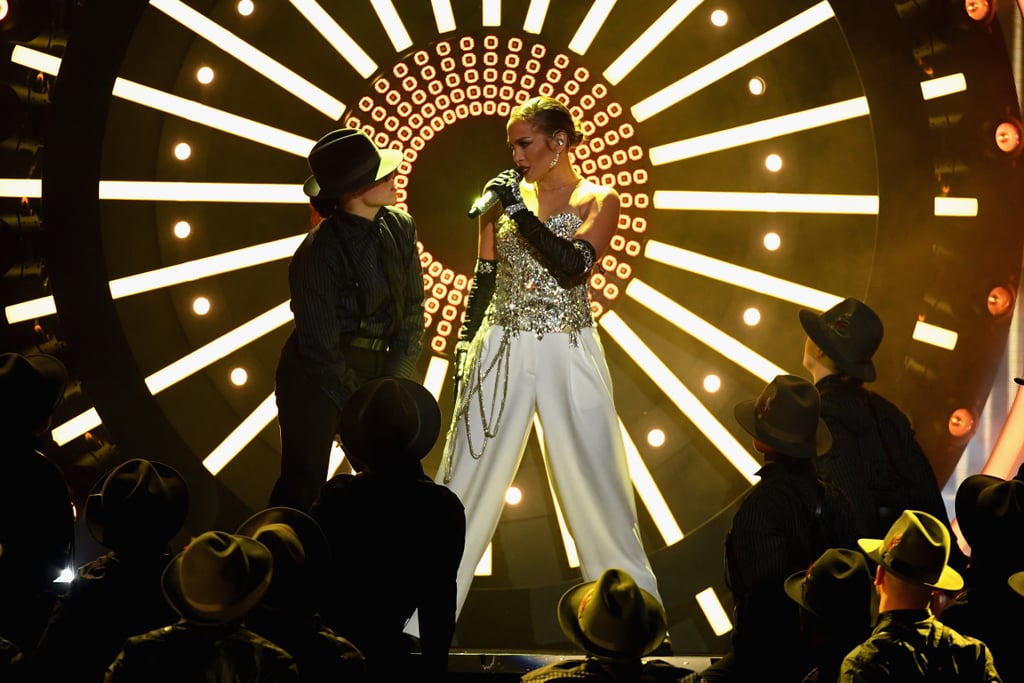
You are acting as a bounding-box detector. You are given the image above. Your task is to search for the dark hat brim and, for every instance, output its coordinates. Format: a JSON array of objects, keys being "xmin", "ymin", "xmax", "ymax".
[
  {"xmin": 303, "ymin": 147, "xmax": 402, "ymax": 198},
  {"xmin": 556, "ymin": 580, "xmax": 666, "ymax": 660},
  {"xmin": 338, "ymin": 377, "xmax": 441, "ymax": 466},
  {"xmin": 1009, "ymin": 570, "xmax": 1024, "ymax": 597},
  {"xmin": 734, "ymin": 398, "xmax": 831, "ymax": 459},
  {"xmin": 235, "ymin": 506, "xmax": 329, "ymax": 592},
  {"xmin": 85, "ymin": 459, "xmax": 189, "ymax": 552},
  {"xmin": 800, "ymin": 308, "xmax": 877, "ymax": 382},
  {"xmin": 953, "ymin": 473, "xmax": 1003, "ymax": 548},
  {"xmin": 858, "ymin": 537, "xmax": 963, "ymax": 591}
]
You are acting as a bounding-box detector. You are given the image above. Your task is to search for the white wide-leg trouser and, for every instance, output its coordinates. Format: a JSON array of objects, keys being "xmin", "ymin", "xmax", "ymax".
[{"xmin": 442, "ymin": 324, "xmax": 663, "ymax": 617}]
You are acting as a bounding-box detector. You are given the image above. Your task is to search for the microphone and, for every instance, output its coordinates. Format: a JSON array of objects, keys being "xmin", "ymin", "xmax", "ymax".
[{"xmin": 467, "ymin": 169, "xmax": 522, "ymax": 219}]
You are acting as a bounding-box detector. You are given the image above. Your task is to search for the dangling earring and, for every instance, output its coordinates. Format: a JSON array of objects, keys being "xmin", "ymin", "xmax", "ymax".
[{"xmin": 549, "ymin": 149, "xmax": 561, "ymax": 169}]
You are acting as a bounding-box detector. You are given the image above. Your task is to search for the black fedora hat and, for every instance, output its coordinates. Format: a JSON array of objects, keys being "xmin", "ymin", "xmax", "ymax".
[
  {"xmin": 784, "ymin": 547, "xmax": 873, "ymax": 628},
  {"xmin": 734, "ymin": 374, "xmax": 831, "ymax": 458},
  {"xmin": 557, "ymin": 568, "xmax": 667, "ymax": 660},
  {"xmin": 162, "ymin": 530, "xmax": 273, "ymax": 624},
  {"xmin": 0, "ymin": 352, "xmax": 68, "ymax": 430},
  {"xmin": 303, "ymin": 127, "xmax": 402, "ymax": 198},
  {"xmin": 235, "ymin": 507, "xmax": 329, "ymax": 610},
  {"xmin": 338, "ymin": 377, "xmax": 441, "ymax": 470},
  {"xmin": 86, "ymin": 458, "xmax": 190, "ymax": 553},
  {"xmin": 859, "ymin": 509, "xmax": 963, "ymax": 590},
  {"xmin": 799, "ymin": 298, "xmax": 883, "ymax": 382}
]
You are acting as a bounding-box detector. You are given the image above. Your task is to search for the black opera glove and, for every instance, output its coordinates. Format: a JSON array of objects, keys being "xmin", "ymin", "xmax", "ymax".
[
  {"xmin": 482, "ymin": 169, "xmax": 523, "ymax": 210},
  {"xmin": 453, "ymin": 258, "xmax": 497, "ymax": 400},
  {"xmin": 504, "ymin": 205, "xmax": 597, "ymax": 280}
]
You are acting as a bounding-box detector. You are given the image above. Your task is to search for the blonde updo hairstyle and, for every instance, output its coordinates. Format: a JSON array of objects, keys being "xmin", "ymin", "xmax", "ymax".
[{"xmin": 509, "ymin": 96, "xmax": 586, "ymax": 149}]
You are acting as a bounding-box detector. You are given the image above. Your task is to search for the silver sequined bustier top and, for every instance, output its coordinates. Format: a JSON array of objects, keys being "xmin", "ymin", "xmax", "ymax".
[{"xmin": 485, "ymin": 211, "xmax": 593, "ymax": 339}]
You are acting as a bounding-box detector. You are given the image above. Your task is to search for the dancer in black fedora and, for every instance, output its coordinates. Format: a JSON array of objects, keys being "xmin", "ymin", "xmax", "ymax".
[{"xmin": 269, "ymin": 128, "xmax": 426, "ymax": 512}]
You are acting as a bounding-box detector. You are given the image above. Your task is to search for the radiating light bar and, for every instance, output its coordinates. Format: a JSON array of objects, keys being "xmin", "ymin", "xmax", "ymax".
[
  {"xmin": 645, "ymin": 241, "xmax": 843, "ymax": 311},
  {"xmin": 6, "ymin": 235, "xmax": 302, "ymax": 325},
  {"xmin": 620, "ymin": 419, "xmax": 683, "ymax": 545},
  {"xmin": 0, "ymin": 178, "xmax": 40, "ymax": 197},
  {"xmin": 921, "ymin": 73, "xmax": 967, "ymax": 100},
  {"xmin": 604, "ymin": 0, "xmax": 702, "ymax": 85},
  {"xmin": 369, "ymin": 0, "xmax": 413, "ymax": 52},
  {"xmin": 423, "ymin": 355, "xmax": 450, "ymax": 401},
  {"xmin": 696, "ymin": 586, "xmax": 733, "ymax": 635},
  {"xmin": 327, "ymin": 439, "xmax": 348, "ymax": 479},
  {"xmin": 475, "ymin": 543, "xmax": 492, "ymax": 575},
  {"xmin": 523, "ymin": 0, "xmax": 550, "ymax": 33},
  {"xmin": 109, "ymin": 235, "xmax": 304, "ymax": 300},
  {"xmin": 11, "ymin": 44, "xmax": 60, "ymax": 75},
  {"xmin": 203, "ymin": 393, "xmax": 278, "ymax": 475},
  {"xmin": 534, "ymin": 415, "xmax": 581, "ymax": 569},
  {"xmin": 912, "ymin": 320, "xmax": 958, "ymax": 350},
  {"xmin": 431, "ymin": 0, "xmax": 456, "ymax": 32},
  {"xmin": 632, "ymin": 1, "xmax": 835, "ymax": 121},
  {"xmin": 113, "ymin": 80, "xmax": 315, "ymax": 156},
  {"xmin": 934, "ymin": 196, "xmax": 978, "ymax": 217},
  {"xmin": 600, "ymin": 312, "xmax": 761, "ymax": 483},
  {"xmin": 52, "ymin": 408, "xmax": 102, "ymax": 447},
  {"xmin": 650, "ymin": 97, "xmax": 869, "ymax": 164},
  {"xmin": 569, "ymin": 0, "xmax": 616, "ymax": 55},
  {"xmin": 98, "ymin": 181, "xmax": 306, "ymax": 203},
  {"xmin": 292, "ymin": 0, "xmax": 377, "ymax": 77},
  {"xmin": 627, "ymin": 279, "xmax": 787, "ymax": 382},
  {"xmin": 149, "ymin": 0, "xmax": 344, "ymax": 118},
  {"xmin": 482, "ymin": 0, "xmax": 500, "ymax": 26},
  {"xmin": 653, "ymin": 190, "xmax": 878, "ymax": 214},
  {"xmin": 146, "ymin": 302, "xmax": 294, "ymax": 394}
]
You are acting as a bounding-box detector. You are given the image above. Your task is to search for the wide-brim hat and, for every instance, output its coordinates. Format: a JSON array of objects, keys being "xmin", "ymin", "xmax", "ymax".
[
  {"xmin": 86, "ymin": 458, "xmax": 190, "ymax": 553},
  {"xmin": 557, "ymin": 568, "xmax": 667, "ymax": 660},
  {"xmin": 956, "ymin": 475, "xmax": 1024, "ymax": 565},
  {"xmin": 954, "ymin": 473, "xmax": 1004, "ymax": 551},
  {"xmin": 1008, "ymin": 570, "xmax": 1024, "ymax": 597},
  {"xmin": 784, "ymin": 548, "xmax": 873, "ymax": 628},
  {"xmin": 799, "ymin": 298, "xmax": 883, "ymax": 382},
  {"xmin": 338, "ymin": 377, "xmax": 441, "ymax": 469},
  {"xmin": 858, "ymin": 509, "xmax": 963, "ymax": 591},
  {"xmin": 162, "ymin": 530, "xmax": 273, "ymax": 624},
  {"xmin": 0, "ymin": 352, "xmax": 68, "ymax": 429},
  {"xmin": 303, "ymin": 127, "xmax": 402, "ymax": 198},
  {"xmin": 734, "ymin": 374, "xmax": 831, "ymax": 458},
  {"xmin": 235, "ymin": 506, "xmax": 328, "ymax": 609}
]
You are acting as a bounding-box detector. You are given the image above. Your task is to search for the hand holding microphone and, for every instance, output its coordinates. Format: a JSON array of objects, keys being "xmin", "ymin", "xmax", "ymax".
[{"xmin": 467, "ymin": 169, "xmax": 523, "ymax": 218}]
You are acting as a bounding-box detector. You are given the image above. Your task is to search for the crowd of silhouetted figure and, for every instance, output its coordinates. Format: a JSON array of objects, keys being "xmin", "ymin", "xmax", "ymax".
[{"xmin": 3, "ymin": 297, "xmax": 1023, "ymax": 681}]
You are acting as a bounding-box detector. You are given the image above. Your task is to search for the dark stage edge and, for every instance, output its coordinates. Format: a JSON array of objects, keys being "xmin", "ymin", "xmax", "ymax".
[{"xmin": 446, "ymin": 650, "xmax": 717, "ymax": 680}]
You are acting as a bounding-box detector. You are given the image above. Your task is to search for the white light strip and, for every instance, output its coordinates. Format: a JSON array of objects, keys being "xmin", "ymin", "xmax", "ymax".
[
  {"xmin": 533, "ymin": 415, "xmax": 581, "ymax": 569},
  {"xmin": 52, "ymin": 408, "xmax": 102, "ymax": 447},
  {"xmin": 113, "ymin": 80, "xmax": 315, "ymax": 156},
  {"xmin": 482, "ymin": 0, "xmax": 501, "ymax": 26},
  {"xmin": 291, "ymin": 0, "xmax": 377, "ymax": 78},
  {"xmin": 912, "ymin": 320, "xmax": 959, "ymax": 350},
  {"xmin": 423, "ymin": 355, "xmax": 449, "ymax": 401},
  {"xmin": 921, "ymin": 73, "xmax": 967, "ymax": 100},
  {"xmin": 149, "ymin": 0, "xmax": 344, "ymax": 118},
  {"xmin": 327, "ymin": 438, "xmax": 348, "ymax": 479},
  {"xmin": 146, "ymin": 302, "xmax": 294, "ymax": 394},
  {"xmin": 632, "ymin": 1, "xmax": 835, "ymax": 121},
  {"xmin": 604, "ymin": 0, "xmax": 702, "ymax": 85},
  {"xmin": 653, "ymin": 190, "xmax": 879, "ymax": 214},
  {"xmin": 644, "ymin": 241, "xmax": 843, "ymax": 311},
  {"xmin": 620, "ymin": 418, "xmax": 684, "ymax": 545},
  {"xmin": 934, "ymin": 196, "xmax": 978, "ymax": 217},
  {"xmin": 6, "ymin": 235, "xmax": 302, "ymax": 325},
  {"xmin": 431, "ymin": 0, "xmax": 456, "ymax": 32},
  {"xmin": 203, "ymin": 393, "xmax": 278, "ymax": 475},
  {"xmin": 11, "ymin": 44, "xmax": 61, "ymax": 75},
  {"xmin": 475, "ymin": 543, "xmax": 493, "ymax": 576},
  {"xmin": 369, "ymin": 0, "xmax": 413, "ymax": 52},
  {"xmin": 600, "ymin": 312, "xmax": 761, "ymax": 483},
  {"xmin": 523, "ymin": 0, "xmax": 550, "ymax": 33},
  {"xmin": 97, "ymin": 181, "xmax": 306, "ymax": 203},
  {"xmin": 627, "ymin": 279, "xmax": 787, "ymax": 382},
  {"xmin": 0, "ymin": 178, "xmax": 40, "ymax": 197},
  {"xmin": 569, "ymin": 0, "xmax": 616, "ymax": 55},
  {"xmin": 650, "ymin": 97, "xmax": 869, "ymax": 164},
  {"xmin": 696, "ymin": 586, "xmax": 733, "ymax": 636}
]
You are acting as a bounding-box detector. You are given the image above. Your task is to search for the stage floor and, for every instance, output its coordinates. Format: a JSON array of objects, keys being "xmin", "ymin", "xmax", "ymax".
[{"xmin": 447, "ymin": 650, "xmax": 717, "ymax": 680}]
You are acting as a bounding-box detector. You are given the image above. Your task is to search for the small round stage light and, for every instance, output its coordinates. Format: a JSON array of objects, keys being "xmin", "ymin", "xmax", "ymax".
[
  {"xmin": 191, "ymin": 296, "xmax": 210, "ymax": 315},
  {"xmin": 173, "ymin": 220, "xmax": 191, "ymax": 238},
  {"xmin": 173, "ymin": 142, "xmax": 191, "ymax": 160},
  {"xmin": 236, "ymin": 0, "xmax": 254, "ymax": 17},
  {"xmin": 994, "ymin": 120, "xmax": 1022, "ymax": 157},
  {"xmin": 986, "ymin": 285, "xmax": 1014, "ymax": 317},
  {"xmin": 748, "ymin": 77, "xmax": 766, "ymax": 96},
  {"xmin": 196, "ymin": 66, "xmax": 214, "ymax": 84},
  {"xmin": 742, "ymin": 308, "xmax": 761, "ymax": 326},
  {"xmin": 948, "ymin": 408, "xmax": 975, "ymax": 437},
  {"xmin": 230, "ymin": 367, "xmax": 248, "ymax": 386},
  {"xmin": 647, "ymin": 428, "xmax": 666, "ymax": 448},
  {"xmin": 762, "ymin": 232, "xmax": 781, "ymax": 251},
  {"xmin": 702, "ymin": 374, "xmax": 722, "ymax": 393},
  {"xmin": 964, "ymin": 0, "xmax": 995, "ymax": 23},
  {"xmin": 765, "ymin": 153, "xmax": 783, "ymax": 172}
]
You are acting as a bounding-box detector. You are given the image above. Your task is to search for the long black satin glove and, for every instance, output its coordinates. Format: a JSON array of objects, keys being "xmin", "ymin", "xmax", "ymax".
[
  {"xmin": 505, "ymin": 205, "xmax": 597, "ymax": 280},
  {"xmin": 453, "ymin": 258, "xmax": 497, "ymax": 401},
  {"xmin": 483, "ymin": 169, "xmax": 523, "ymax": 208}
]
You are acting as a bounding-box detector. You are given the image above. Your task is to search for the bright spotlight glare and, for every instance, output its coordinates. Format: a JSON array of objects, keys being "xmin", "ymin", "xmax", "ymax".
[
  {"xmin": 237, "ymin": 0, "xmax": 254, "ymax": 16},
  {"xmin": 765, "ymin": 153, "xmax": 783, "ymax": 172},
  {"xmin": 230, "ymin": 367, "xmax": 248, "ymax": 385},
  {"xmin": 196, "ymin": 66, "xmax": 214, "ymax": 84},
  {"xmin": 173, "ymin": 220, "xmax": 191, "ymax": 238},
  {"xmin": 192, "ymin": 296, "xmax": 211, "ymax": 315},
  {"xmin": 646, "ymin": 428, "xmax": 666, "ymax": 448},
  {"xmin": 710, "ymin": 9, "xmax": 728, "ymax": 26},
  {"xmin": 505, "ymin": 486, "xmax": 522, "ymax": 505},
  {"xmin": 742, "ymin": 308, "xmax": 761, "ymax": 326},
  {"xmin": 703, "ymin": 374, "xmax": 722, "ymax": 392},
  {"xmin": 174, "ymin": 142, "xmax": 192, "ymax": 160},
  {"xmin": 763, "ymin": 232, "xmax": 781, "ymax": 251},
  {"xmin": 748, "ymin": 77, "xmax": 765, "ymax": 96}
]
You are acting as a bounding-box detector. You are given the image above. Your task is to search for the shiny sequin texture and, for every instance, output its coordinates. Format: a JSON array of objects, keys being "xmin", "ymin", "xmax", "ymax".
[{"xmin": 486, "ymin": 211, "xmax": 593, "ymax": 343}]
